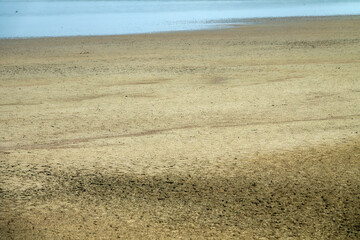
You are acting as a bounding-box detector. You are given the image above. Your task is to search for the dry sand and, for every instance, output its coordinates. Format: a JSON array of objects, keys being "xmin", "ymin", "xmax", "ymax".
[{"xmin": 0, "ymin": 16, "xmax": 360, "ymax": 239}]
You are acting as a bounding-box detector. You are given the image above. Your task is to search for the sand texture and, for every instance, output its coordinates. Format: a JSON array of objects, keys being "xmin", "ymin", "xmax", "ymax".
[{"xmin": 0, "ymin": 16, "xmax": 360, "ymax": 239}]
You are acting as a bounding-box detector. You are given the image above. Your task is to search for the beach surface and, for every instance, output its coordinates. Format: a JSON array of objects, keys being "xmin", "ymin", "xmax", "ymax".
[{"xmin": 0, "ymin": 16, "xmax": 360, "ymax": 239}]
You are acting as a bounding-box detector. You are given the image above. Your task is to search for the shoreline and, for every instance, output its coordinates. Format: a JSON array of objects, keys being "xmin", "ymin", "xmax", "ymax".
[
  {"xmin": 1, "ymin": 15, "xmax": 360, "ymax": 238},
  {"xmin": 0, "ymin": 14, "xmax": 359, "ymax": 40}
]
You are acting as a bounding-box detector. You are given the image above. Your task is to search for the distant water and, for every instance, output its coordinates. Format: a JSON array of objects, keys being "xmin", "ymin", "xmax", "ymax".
[{"xmin": 0, "ymin": 0, "xmax": 360, "ymax": 38}]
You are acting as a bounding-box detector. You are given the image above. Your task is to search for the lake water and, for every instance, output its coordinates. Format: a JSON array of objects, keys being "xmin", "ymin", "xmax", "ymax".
[{"xmin": 0, "ymin": 0, "xmax": 360, "ymax": 38}]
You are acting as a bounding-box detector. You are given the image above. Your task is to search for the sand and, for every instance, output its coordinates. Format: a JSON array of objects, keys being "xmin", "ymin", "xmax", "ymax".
[{"xmin": 0, "ymin": 16, "xmax": 360, "ymax": 239}]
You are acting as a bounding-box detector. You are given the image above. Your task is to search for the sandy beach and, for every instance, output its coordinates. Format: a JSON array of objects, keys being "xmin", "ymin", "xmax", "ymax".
[{"xmin": 0, "ymin": 16, "xmax": 360, "ymax": 239}]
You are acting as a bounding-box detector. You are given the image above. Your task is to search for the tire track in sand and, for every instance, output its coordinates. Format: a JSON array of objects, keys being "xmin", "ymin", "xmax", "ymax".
[{"xmin": 1, "ymin": 114, "xmax": 359, "ymax": 151}]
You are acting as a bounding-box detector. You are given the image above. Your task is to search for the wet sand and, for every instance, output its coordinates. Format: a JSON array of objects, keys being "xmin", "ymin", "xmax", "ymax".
[{"xmin": 0, "ymin": 16, "xmax": 360, "ymax": 239}]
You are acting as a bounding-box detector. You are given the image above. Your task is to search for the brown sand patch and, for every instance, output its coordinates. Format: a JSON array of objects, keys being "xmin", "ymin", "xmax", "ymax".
[{"xmin": 1, "ymin": 16, "xmax": 360, "ymax": 239}]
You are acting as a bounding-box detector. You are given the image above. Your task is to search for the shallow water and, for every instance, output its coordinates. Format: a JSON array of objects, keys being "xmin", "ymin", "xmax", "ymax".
[{"xmin": 0, "ymin": 0, "xmax": 360, "ymax": 38}]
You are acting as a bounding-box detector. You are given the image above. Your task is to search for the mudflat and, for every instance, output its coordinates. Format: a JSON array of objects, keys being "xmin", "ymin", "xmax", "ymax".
[{"xmin": 0, "ymin": 16, "xmax": 359, "ymax": 239}]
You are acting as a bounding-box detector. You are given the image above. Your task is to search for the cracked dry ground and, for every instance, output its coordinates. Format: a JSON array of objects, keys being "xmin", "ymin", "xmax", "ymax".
[{"xmin": 1, "ymin": 16, "xmax": 360, "ymax": 239}]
